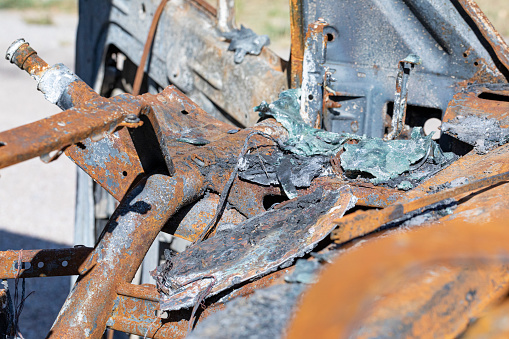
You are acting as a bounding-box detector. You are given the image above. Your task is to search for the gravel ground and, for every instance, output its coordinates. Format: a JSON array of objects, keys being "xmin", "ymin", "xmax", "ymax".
[{"xmin": 0, "ymin": 10, "xmax": 78, "ymax": 338}]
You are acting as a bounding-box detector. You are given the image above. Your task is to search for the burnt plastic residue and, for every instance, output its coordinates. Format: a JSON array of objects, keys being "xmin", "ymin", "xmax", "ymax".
[{"xmin": 238, "ymin": 148, "xmax": 331, "ymax": 199}]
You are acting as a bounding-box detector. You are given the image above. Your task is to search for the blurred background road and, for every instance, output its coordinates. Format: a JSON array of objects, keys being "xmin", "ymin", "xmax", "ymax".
[
  {"xmin": 0, "ymin": 6, "xmax": 78, "ymax": 338},
  {"xmin": 0, "ymin": 0, "xmax": 507, "ymax": 337}
]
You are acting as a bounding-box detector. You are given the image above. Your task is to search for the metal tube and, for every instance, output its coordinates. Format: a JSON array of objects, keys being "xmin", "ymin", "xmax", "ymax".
[{"xmin": 48, "ymin": 170, "xmax": 205, "ymax": 338}]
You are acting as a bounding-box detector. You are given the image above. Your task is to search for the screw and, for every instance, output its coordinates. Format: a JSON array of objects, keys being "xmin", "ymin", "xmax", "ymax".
[{"xmin": 124, "ymin": 114, "xmax": 140, "ymax": 124}]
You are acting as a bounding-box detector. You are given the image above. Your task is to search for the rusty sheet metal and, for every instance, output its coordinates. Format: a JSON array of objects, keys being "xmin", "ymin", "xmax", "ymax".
[
  {"xmin": 311, "ymin": 177, "xmax": 403, "ymax": 208},
  {"xmin": 348, "ymin": 184, "xmax": 402, "ymax": 208},
  {"xmin": 48, "ymin": 171, "xmax": 206, "ymax": 337},
  {"xmin": 0, "ymin": 247, "xmax": 92, "ymax": 279},
  {"xmin": 141, "ymin": 86, "xmax": 233, "ymax": 155},
  {"xmin": 110, "ymin": 268, "xmax": 291, "ymax": 338},
  {"xmin": 287, "ymin": 209, "xmax": 509, "ymax": 339},
  {"xmin": 331, "ymin": 169, "xmax": 509, "ymax": 244},
  {"xmin": 227, "ymin": 178, "xmax": 283, "ymax": 218},
  {"xmin": 156, "ymin": 186, "xmax": 355, "ymax": 312},
  {"xmin": 332, "ymin": 140, "xmax": 509, "ymax": 244},
  {"xmin": 443, "ymin": 87, "xmax": 509, "ymax": 128},
  {"xmin": 401, "ymin": 143, "xmax": 509, "ymax": 204},
  {"xmin": 148, "ymin": 0, "xmax": 287, "ymax": 127},
  {"xmin": 350, "ymin": 263, "xmax": 509, "ymax": 339},
  {"xmin": 461, "ymin": 298, "xmax": 509, "ymax": 338},
  {"xmin": 456, "ymin": 0, "xmax": 509, "ymax": 77},
  {"xmin": 66, "ymin": 128, "xmax": 145, "ymax": 201}
]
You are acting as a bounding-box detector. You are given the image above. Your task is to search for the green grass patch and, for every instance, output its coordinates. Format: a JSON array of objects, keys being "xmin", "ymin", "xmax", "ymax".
[
  {"xmin": 236, "ymin": 0, "xmax": 291, "ymax": 53},
  {"xmin": 0, "ymin": 0, "xmax": 76, "ymax": 12},
  {"xmin": 23, "ymin": 14, "xmax": 54, "ymax": 25}
]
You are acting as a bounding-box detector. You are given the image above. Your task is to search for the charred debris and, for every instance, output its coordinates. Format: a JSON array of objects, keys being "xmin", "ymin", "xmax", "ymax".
[
  {"xmin": 2, "ymin": 0, "xmax": 509, "ymax": 336},
  {"xmin": 153, "ymin": 83, "xmax": 506, "ymax": 336}
]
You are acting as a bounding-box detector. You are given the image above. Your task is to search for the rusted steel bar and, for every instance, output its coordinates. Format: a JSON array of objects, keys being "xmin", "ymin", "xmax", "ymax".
[
  {"xmin": 5, "ymin": 38, "xmax": 49, "ymax": 80},
  {"xmin": 385, "ymin": 54, "xmax": 421, "ymax": 140},
  {"xmin": 117, "ymin": 283, "xmax": 159, "ymax": 303},
  {"xmin": 48, "ymin": 170, "xmax": 206, "ymax": 337},
  {"xmin": 109, "ymin": 268, "xmax": 291, "ymax": 337},
  {"xmin": 0, "ymin": 247, "xmax": 93, "ymax": 279},
  {"xmin": 4, "ymin": 39, "xmax": 146, "ymax": 200},
  {"xmin": 331, "ymin": 169, "xmax": 509, "ymax": 244},
  {"xmin": 0, "ymin": 103, "xmax": 143, "ymax": 169},
  {"xmin": 132, "ymin": 0, "xmax": 169, "ymax": 96},
  {"xmin": 6, "ymin": 40, "xmax": 98, "ymax": 110},
  {"xmin": 1, "ymin": 39, "xmax": 146, "ymax": 172},
  {"xmin": 456, "ymin": 0, "xmax": 509, "ymax": 77},
  {"xmin": 289, "ymin": 0, "xmax": 305, "ymax": 88},
  {"xmin": 288, "ymin": 214, "xmax": 509, "ymax": 339}
]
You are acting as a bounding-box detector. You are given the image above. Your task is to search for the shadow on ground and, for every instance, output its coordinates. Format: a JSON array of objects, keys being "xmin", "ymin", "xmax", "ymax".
[{"xmin": 0, "ymin": 229, "xmax": 70, "ymax": 339}]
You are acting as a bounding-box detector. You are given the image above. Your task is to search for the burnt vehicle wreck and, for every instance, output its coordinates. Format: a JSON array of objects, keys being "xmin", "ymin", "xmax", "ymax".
[{"xmin": 2, "ymin": 0, "xmax": 509, "ymax": 338}]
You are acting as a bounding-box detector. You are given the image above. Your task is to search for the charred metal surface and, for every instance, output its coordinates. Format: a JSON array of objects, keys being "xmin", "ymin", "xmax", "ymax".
[
  {"xmin": 290, "ymin": 169, "xmax": 509, "ymax": 338},
  {"xmin": 77, "ymin": 0, "xmax": 287, "ymax": 127},
  {"xmin": 442, "ymin": 85, "xmax": 509, "ymax": 154},
  {"xmin": 3, "ymin": 0, "xmax": 509, "ymax": 337},
  {"xmin": 239, "ymin": 147, "xmax": 331, "ymax": 200},
  {"xmin": 0, "ymin": 247, "xmax": 93, "ymax": 279},
  {"xmin": 155, "ymin": 186, "xmax": 355, "ymax": 312},
  {"xmin": 222, "ymin": 26, "xmax": 270, "ymax": 64},
  {"xmin": 332, "ymin": 169, "xmax": 509, "ymax": 244},
  {"xmin": 66, "ymin": 128, "xmax": 145, "ymax": 201},
  {"xmin": 296, "ymin": 0, "xmax": 509, "ymax": 138},
  {"xmin": 347, "ymin": 184, "xmax": 403, "ymax": 208},
  {"xmin": 48, "ymin": 173, "xmax": 205, "ymax": 337}
]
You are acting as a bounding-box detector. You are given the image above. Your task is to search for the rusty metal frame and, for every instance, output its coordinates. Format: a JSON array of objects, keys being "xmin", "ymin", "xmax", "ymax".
[{"xmin": 2, "ymin": 0, "xmax": 509, "ymax": 338}]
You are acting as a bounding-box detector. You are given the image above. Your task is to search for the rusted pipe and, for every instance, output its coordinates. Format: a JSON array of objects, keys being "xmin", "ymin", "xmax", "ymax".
[
  {"xmin": 5, "ymin": 38, "xmax": 49, "ymax": 80},
  {"xmin": 5, "ymin": 39, "xmax": 98, "ymax": 110},
  {"xmin": 48, "ymin": 170, "xmax": 206, "ymax": 338}
]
